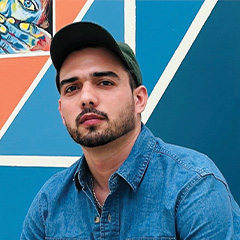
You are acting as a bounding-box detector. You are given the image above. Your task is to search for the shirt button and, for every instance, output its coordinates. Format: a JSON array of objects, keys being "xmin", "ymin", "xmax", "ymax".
[
  {"xmin": 94, "ymin": 216, "xmax": 100, "ymax": 223},
  {"xmin": 108, "ymin": 214, "xmax": 111, "ymax": 222}
]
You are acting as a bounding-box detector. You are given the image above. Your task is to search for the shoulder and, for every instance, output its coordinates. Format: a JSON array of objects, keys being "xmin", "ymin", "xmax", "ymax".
[
  {"xmin": 138, "ymin": 125, "xmax": 228, "ymax": 188},
  {"xmin": 153, "ymin": 137, "xmax": 225, "ymax": 181},
  {"xmin": 21, "ymin": 159, "xmax": 81, "ymax": 238},
  {"xmin": 39, "ymin": 158, "xmax": 80, "ymax": 196},
  {"xmin": 144, "ymin": 132, "xmax": 235, "ymax": 205},
  {"xmin": 145, "ymin": 134, "xmax": 240, "ymax": 237}
]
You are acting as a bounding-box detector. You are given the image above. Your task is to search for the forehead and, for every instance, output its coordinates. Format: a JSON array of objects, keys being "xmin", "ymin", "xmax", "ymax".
[{"xmin": 60, "ymin": 47, "xmax": 127, "ymax": 75}]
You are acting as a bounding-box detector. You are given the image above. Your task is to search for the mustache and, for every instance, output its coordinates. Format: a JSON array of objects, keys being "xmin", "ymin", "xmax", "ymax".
[{"xmin": 76, "ymin": 108, "xmax": 109, "ymax": 126}]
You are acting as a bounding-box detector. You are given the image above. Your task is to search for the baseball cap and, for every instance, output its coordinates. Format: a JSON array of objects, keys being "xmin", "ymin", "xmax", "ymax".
[{"xmin": 50, "ymin": 21, "xmax": 142, "ymax": 90}]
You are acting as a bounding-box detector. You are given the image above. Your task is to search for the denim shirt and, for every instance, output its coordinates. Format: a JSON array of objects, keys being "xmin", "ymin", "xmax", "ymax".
[{"xmin": 21, "ymin": 125, "xmax": 240, "ymax": 240}]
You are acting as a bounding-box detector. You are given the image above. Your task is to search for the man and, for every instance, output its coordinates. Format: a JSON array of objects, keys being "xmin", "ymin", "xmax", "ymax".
[{"xmin": 21, "ymin": 21, "xmax": 240, "ymax": 239}]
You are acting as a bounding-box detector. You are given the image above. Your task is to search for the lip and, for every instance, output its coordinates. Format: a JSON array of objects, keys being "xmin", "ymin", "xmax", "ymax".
[{"xmin": 79, "ymin": 113, "xmax": 106, "ymax": 125}]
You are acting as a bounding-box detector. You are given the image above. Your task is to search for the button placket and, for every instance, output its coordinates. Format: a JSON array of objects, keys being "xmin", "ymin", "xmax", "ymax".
[{"xmin": 108, "ymin": 213, "xmax": 111, "ymax": 222}]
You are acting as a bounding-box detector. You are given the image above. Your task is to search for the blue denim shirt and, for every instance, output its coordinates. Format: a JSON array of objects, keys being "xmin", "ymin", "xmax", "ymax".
[{"xmin": 21, "ymin": 125, "xmax": 240, "ymax": 239}]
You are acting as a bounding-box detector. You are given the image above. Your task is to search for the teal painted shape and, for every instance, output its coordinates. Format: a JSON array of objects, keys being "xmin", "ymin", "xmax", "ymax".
[
  {"xmin": 146, "ymin": 1, "xmax": 240, "ymax": 204},
  {"xmin": 136, "ymin": 0, "xmax": 203, "ymax": 93},
  {"xmin": 0, "ymin": 166, "xmax": 64, "ymax": 240}
]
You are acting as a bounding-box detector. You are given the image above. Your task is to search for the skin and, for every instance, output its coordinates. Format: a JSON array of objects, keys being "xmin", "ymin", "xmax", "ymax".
[{"xmin": 58, "ymin": 47, "xmax": 148, "ymax": 205}]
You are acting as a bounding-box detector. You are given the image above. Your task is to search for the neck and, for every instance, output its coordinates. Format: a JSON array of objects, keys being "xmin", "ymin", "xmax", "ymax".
[{"xmin": 82, "ymin": 123, "xmax": 141, "ymax": 190}]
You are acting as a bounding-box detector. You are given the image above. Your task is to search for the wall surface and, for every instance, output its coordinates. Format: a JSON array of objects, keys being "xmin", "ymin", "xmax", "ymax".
[{"xmin": 0, "ymin": 0, "xmax": 239, "ymax": 239}]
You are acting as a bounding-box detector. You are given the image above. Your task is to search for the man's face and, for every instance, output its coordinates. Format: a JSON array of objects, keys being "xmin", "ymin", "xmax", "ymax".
[{"xmin": 58, "ymin": 47, "xmax": 139, "ymax": 148}]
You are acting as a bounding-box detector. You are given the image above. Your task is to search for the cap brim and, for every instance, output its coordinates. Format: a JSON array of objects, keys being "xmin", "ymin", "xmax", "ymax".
[{"xmin": 50, "ymin": 22, "xmax": 124, "ymax": 72}]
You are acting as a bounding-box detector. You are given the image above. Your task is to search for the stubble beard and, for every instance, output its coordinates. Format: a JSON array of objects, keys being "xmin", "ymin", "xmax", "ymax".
[{"xmin": 65, "ymin": 101, "xmax": 136, "ymax": 148}]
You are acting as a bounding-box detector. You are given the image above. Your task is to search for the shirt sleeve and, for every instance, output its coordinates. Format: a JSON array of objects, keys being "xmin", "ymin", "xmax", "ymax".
[
  {"xmin": 176, "ymin": 174, "xmax": 240, "ymax": 239},
  {"xmin": 20, "ymin": 192, "xmax": 46, "ymax": 240}
]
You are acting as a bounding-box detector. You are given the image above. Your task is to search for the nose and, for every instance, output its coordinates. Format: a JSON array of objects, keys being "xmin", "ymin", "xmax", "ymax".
[{"xmin": 79, "ymin": 82, "xmax": 98, "ymax": 108}]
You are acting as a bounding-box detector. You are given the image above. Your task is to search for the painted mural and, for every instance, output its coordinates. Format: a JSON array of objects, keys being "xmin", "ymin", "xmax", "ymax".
[
  {"xmin": 0, "ymin": 0, "xmax": 239, "ymax": 239},
  {"xmin": 0, "ymin": 0, "xmax": 52, "ymax": 53}
]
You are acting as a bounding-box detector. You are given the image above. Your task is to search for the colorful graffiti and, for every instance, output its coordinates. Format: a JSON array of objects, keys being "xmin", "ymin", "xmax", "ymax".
[{"xmin": 0, "ymin": 0, "xmax": 52, "ymax": 53}]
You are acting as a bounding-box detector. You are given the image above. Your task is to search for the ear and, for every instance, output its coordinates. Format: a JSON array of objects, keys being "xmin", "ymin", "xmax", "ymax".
[
  {"xmin": 58, "ymin": 99, "xmax": 66, "ymax": 126},
  {"xmin": 133, "ymin": 85, "xmax": 148, "ymax": 114}
]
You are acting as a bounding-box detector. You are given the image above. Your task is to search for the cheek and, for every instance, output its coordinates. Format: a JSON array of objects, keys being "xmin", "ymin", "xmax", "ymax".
[
  {"xmin": 110, "ymin": 95, "xmax": 135, "ymax": 117},
  {"xmin": 61, "ymin": 107, "xmax": 73, "ymax": 120},
  {"xmin": 59, "ymin": 101, "xmax": 76, "ymax": 123}
]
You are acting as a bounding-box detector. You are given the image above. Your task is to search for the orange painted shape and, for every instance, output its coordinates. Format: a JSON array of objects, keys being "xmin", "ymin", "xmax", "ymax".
[
  {"xmin": 0, "ymin": 1, "xmax": 89, "ymax": 131},
  {"xmin": 0, "ymin": 56, "xmax": 49, "ymax": 130},
  {"xmin": 56, "ymin": 0, "xmax": 88, "ymax": 31}
]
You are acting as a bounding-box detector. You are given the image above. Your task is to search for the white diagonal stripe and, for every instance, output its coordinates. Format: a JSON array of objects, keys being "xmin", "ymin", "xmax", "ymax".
[
  {"xmin": 124, "ymin": 0, "xmax": 136, "ymax": 53},
  {"xmin": 142, "ymin": 0, "xmax": 218, "ymax": 124},
  {"xmin": 0, "ymin": 155, "xmax": 79, "ymax": 167},
  {"xmin": 74, "ymin": 0, "xmax": 95, "ymax": 22}
]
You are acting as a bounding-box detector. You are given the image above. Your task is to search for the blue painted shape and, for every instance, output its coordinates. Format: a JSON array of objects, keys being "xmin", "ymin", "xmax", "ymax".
[
  {"xmin": 0, "ymin": 65, "xmax": 82, "ymax": 156},
  {"xmin": 0, "ymin": 166, "xmax": 64, "ymax": 240},
  {"xmin": 136, "ymin": 0, "xmax": 203, "ymax": 94},
  {"xmin": 146, "ymin": 1, "xmax": 240, "ymax": 204},
  {"xmin": 83, "ymin": 0, "xmax": 124, "ymax": 42}
]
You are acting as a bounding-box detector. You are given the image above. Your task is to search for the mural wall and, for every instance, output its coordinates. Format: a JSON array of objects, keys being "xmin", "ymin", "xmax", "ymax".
[{"xmin": 0, "ymin": 0, "xmax": 239, "ymax": 239}]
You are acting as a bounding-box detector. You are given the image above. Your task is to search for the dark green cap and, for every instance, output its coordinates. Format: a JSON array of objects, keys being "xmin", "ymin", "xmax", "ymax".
[{"xmin": 50, "ymin": 21, "xmax": 142, "ymax": 90}]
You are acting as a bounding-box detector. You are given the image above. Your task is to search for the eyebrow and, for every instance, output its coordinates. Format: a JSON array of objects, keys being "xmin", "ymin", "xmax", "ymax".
[
  {"xmin": 92, "ymin": 71, "xmax": 120, "ymax": 79},
  {"xmin": 59, "ymin": 71, "xmax": 120, "ymax": 90},
  {"xmin": 59, "ymin": 77, "xmax": 78, "ymax": 90}
]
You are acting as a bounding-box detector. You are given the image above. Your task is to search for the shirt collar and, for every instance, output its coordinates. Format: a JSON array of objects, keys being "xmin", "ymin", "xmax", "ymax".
[
  {"xmin": 74, "ymin": 155, "xmax": 90, "ymax": 190},
  {"xmin": 74, "ymin": 124, "xmax": 157, "ymax": 192},
  {"xmin": 114, "ymin": 124, "xmax": 156, "ymax": 192}
]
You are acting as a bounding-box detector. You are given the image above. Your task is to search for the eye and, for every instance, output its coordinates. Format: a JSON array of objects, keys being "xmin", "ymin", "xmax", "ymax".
[
  {"xmin": 65, "ymin": 85, "xmax": 78, "ymax": 93},
  {"xmin": 18, "ymin": 0, "xmax": 39, "ymax": 12},
  {"xmin": 99, "ymin": 80, "xmax": 114, "ymax": 86}
]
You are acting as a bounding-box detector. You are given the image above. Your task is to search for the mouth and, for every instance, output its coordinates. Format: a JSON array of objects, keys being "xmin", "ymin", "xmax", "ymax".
[{"xmin": 79, "ymin": 113, "xmax": 106, "ymax": 126}]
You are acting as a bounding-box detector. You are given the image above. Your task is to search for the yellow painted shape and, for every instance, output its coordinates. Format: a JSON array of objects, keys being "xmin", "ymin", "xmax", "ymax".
[
  {"xmin": 0, "ymin": 23, "xmax": 7, "ymax": 33},
  {"xmin": 0, "ymin": 0, "xmax": 8, "ymax": 12},
  {"xmin": 0, "ymin": 14, "xmax": 5, "ymax": 23},
  {"xmin": 20, "ymin": 22, "xmax": 30, "ymax": 31},
  {"xmin": 7, "ymin": 18, "xmax": 15, "ymax": 24}
]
